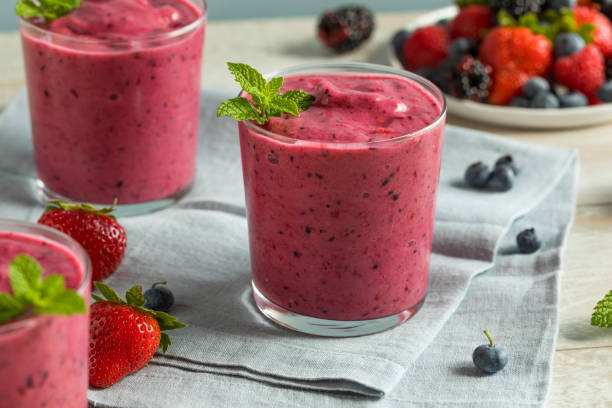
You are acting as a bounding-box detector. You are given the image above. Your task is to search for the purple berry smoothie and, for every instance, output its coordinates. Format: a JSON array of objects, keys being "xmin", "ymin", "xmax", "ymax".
[
  {"xmin": 19, "ymin": 0, "xmax": 206, "ymax": 206},
  {"xmin": 0, "ymin": 221, "xmax": 90, "ymax": 408},
  {"xmin": 239, "ymin": 69, "xmax": 445, "ymax": 323}
]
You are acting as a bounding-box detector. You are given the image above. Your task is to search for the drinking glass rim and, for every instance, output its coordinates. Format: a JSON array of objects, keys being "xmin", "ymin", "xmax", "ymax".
[
  {"xmin": 0, "ymin": 218, "xmax": 91, "ymax": 335},
  {"xmin": 18, "ymin": 0, "xmax": 207, "ymax": 46},
  {"xmin": 239, "ymin": 61, "xmax": 447, "ymax": 148}
]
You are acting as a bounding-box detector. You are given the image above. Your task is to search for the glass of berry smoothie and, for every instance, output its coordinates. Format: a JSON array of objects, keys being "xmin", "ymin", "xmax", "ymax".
[
  {"xmin": 0, "ymin": 219, "xmax": 91, "ymax": 407},
  {"xmin": 238, "ymin": 62, "xmax": 446, "ymax": 336},
  {"xmin": 19, "ymin": 0, "xmax": 207, "ymax": 216}
]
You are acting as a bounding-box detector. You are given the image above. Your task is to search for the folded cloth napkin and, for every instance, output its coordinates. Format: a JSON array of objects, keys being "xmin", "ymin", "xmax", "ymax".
[{"xmin": 0, "ymin": 89, "xmax": 577, "ymax": 407}]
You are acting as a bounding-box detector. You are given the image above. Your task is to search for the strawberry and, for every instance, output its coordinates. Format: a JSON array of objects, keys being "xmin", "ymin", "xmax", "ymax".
[
  {"xmin": 402, "ymin": 25, "xmax": 450, "ymax": 70},
  {"xmin": 573, "ymin": 6, "xmax": 612, "ymax": 58},
  {"xmin": 38, "ymin": 201, "xmax": 127, "ymax": 283},
  {"xmin": 479, "ymin": 27, "xmax": 553, "ymax": 77},
  {"xmin": 554, "ymin": 44, "xmax": 605, "ymax": 102},
  {"xmin": 488, "ymin": 70, "xmax": 530, "ymax": 105},
  {"xmin": 450, "ymin": 5, "xmax": 493, "ymax": 42},
  {"xmin": 89, "ymin": 283, "xmax": 186, "ymax": 388}
]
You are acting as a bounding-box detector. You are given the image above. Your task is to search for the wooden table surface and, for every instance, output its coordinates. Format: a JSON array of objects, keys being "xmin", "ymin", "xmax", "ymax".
[{"xmin": 0, "ymin": 11, "xmax": 610, "ymax": 406}]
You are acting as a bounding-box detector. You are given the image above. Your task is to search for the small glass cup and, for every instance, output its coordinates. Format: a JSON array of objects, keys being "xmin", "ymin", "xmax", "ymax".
[
  {"xmin": 19, "ymin": 0, "xmax": 207, "ymax": 216},
  {"xmin": 238, "ymin": 62, "xmax": 447, "ymax": 336},
  {"xmin": 0, "ymin": 219, "xmax": 91, "ymax": 407}
]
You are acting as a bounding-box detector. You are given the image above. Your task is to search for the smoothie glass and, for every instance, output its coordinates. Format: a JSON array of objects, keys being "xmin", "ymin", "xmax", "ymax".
[
  {"xmin": 238, "ymin": 63, "xmax": 446, "ymax": 336},
  {"xmin": 0, "ymin": 219, "xmax": 91, "ymax": 407},
  {"xmin": 19, "ymin": 0, "xmax": 206, "ymax": 216}
]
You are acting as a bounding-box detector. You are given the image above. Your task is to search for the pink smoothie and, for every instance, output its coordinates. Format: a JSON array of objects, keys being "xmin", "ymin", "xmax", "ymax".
[
  {"xmin": 239, "ymin": 73, "xmax": 445, "ymax": 321},
  {"xmin": 0, "ymin": 229, "xmax": 90, "ymax": 407},
  {"xmin": 20, "ymin": 0, "xmax": 206, "ymax": 204}
]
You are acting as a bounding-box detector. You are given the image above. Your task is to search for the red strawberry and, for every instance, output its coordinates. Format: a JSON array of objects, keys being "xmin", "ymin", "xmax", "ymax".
[
  {"xmin": 479, "ymin": 27, "xmax": 553, "ymax": 77},
  {"xmin": 450, "ymin": 5, "xmax": 493, "ymax": 42},
  {"xmin": 488, "ymin": 70, "xmax": 530, "ymax": 105},
  {"xmin": 402, "ymin": 25, "xmax": 450, "ymax": 70},
  {"xmin": 574, "ymin": 6, "xmax": 612, "ymax": 58},
  {"xmin": 89, "ymin": 283, "xmax": 186, "ymax": 388},
  {"xmin": 38, "ymin": 201, "xmax": 127, "ymax": 283},
  {"xmin": 554, "ymin": 44, "xmax": 605, "ymax": 102}
]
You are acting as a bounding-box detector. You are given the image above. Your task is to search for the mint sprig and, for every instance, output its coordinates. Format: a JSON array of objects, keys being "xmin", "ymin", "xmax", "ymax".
[
  {"xmin": 217, "ymin": 62, "xmax": 315, "ymax": 125},
  {"xmin": 15, "ymin": 0, "xmax": 82, "ymax": 21},
  {"xmin": 0, "ymin": 255, "xmax": 87, "ymax": 325},
  {"xmin": 591, "ymin": 290, "xmax": 612, "ymax": 328},
  {"xmin": 93, "ymin": 282, "xmax": 186, "ymax": 352}
]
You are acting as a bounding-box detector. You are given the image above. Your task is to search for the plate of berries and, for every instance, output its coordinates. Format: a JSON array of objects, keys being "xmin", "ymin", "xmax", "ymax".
[{"xmin": 388, "ymin": 1, "xmax": 612, "ymax": 129}]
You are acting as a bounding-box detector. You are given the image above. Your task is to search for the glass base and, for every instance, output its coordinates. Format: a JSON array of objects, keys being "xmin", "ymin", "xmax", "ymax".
[
  {"xmin": 34, "ymin": 179, "xmax": 192, "ymax": 217},
  {"xmin": 252, "ymin": 282, "xmax": 425, "ymax": 337}
]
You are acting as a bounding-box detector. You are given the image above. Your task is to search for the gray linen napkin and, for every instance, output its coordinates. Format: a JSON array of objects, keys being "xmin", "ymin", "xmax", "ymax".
[{"xmin": 0, "ymin": 89, "xmax": 577, "ymax": 407}]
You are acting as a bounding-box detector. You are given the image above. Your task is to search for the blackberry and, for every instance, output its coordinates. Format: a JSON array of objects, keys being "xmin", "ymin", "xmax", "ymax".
[
  {"xmin": 606, "ymin": 59, "xmax": 612, "ymax": 80},
  {"xmin": 317, "ymin": 6, "xmax": 374, "ymax": 53},
  {"xmin": 490, "ymin": 0, "xmax": 546, "ymax": 18},
  {"xmin": 450, "ymin": 56, "xmax": 493, "ymax": 102}
]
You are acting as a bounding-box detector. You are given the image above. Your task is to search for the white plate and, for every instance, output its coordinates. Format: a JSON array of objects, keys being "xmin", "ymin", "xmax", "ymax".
[{"xmin": 386, "ymin": 5, "xmax": 612, "ymax": 129}]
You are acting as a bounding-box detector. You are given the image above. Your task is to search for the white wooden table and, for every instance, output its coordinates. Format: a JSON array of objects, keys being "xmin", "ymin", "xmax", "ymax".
[{"xmin": 0, "ymin": 11, "xmax": 610, "ymax": 406}]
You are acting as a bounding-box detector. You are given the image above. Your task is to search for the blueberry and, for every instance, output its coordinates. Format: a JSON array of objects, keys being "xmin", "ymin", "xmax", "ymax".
[
  {"xmin": 448, "ymin": 38, "xmax": 478, "ymax": 62},
  {"xmin": 487, "ymin": 165, "xmax": 515, "ymax": 191},
  {"xmin": 465, "ymin": 161, "xmax": 490, "ymax": 188},
  {"xmin": 523, "ymin": 77, "xmax": 550, "ymax": 99},
  {"xmin": 143, "ymin": 282, "xmax": 175, "ymax": 312},
  {"xmin": 516, "ymin": 228, "xmax": 542, "ymax": 254},
  {"xmin": 509, "ymin": 97, "xmax": 530, "ymax": 107},
  {"xmin": 559, "ymin": 91, "xmax": 588, "ymax": 107},
  {"xmin": 437, "ymin": 18, "xmax": 451, "ymax": 27},
  {"xmin": 495, "ymin": 154, "xmax": 519, "ymax": 175},
  {"xmin": 596, "ymin": 81, "xmax": 612, "ymax": 102},
  {"xmin": 392, "ymin": 29, "xmax": 411, "ymax": 60},
  {"xmin": 531, "ymin": 91, "xmax": 560, "ymax": 108},
  {"xmin": 472, "ymin": 330, "xmax": 508, "ymax": 374},
  {"xmin": 554, "ymin": 33, "xmax": 585, "ymax": 58},
  {"xmin": 546, "ymin": 0, "xmax": 577, "ymax": 10},
  {"xmin": 415, "ymin": 67, "xmax": 435, "ymax": 81}
]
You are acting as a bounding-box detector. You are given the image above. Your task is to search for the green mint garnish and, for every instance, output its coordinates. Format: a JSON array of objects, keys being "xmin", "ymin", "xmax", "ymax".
[
  {"xmin": 93, "ymin": 282, "xmax": 186, "ymax": 352},
  {"xmin": 15, "ymin": 0, "xmax": 82, "ymax": 22},
  {"xmin": 591, "ymin": 290, "xmax": 612, "ymax": 328},
  {"xmin": 0, "ymin": 255, "xmax": 87, "ymax": 325},
  {"xmin": 217, "ymin": 62, "xmax": 315, "ymax": 125}
]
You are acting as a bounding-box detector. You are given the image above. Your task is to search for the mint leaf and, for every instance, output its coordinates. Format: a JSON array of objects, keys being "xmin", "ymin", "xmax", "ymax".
[
  {"xmin": 217, "ymin": 97, "xmax": 263, "ymax": 123},
  {"xmin": 9, "ymin": 255, "xmax": 42, "ymax": 302},
  {"xmin": 40, "ymin": 274, "xmax": 64, "ymax": 299},
  {"xmin": 34, "ymin": 289, "xmax": 86, "ymax": 315},
  {"xmin": 94, "ymin": 281, "xmax": 122, "ymax": 303},
  {"xmin": 15, "ymin": 1, "xmax": 45, "ymax": 18},
  {"xmin": 266, "ymin": 77, "xmax": 284, "ymax": 96},
  {"xmin": 226, "ymin": 62, "xmax": 267, "ymax": 98},
  {"xmin": 591, "ymin": 290, "xmax": 612, "ymax": 328},
  {"xmin": 282, "ymin": 90, "xmax": 316, "ymax": 112},
  {"xmin": 218, "ymin": 62, "xmax": 315, "ymax": 125},
  {"xmin": 126, "ymin": 285, "xmax": 145, "ymax": 307},
  {"xmin": 268, "ymin": 95, "xmax": 300, "ymax": 117},
  {"xmin": 16, "ymin": 0, "xmax": 82, "ymax": 21},
  {"xmin": 0, "ymin": 293, "xmax": 25, "ymax": 324}
]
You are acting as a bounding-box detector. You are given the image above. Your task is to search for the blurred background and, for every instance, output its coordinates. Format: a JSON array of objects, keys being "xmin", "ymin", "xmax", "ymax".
[{"xmin": 0, "ymin": 0, "xmax": 449, "ymax": 30}]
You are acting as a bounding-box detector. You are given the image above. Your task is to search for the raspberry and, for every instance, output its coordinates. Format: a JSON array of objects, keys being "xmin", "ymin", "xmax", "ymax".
[{"xmin": 317, "ymin": 6, "xmax": 374, "ymax": 53}]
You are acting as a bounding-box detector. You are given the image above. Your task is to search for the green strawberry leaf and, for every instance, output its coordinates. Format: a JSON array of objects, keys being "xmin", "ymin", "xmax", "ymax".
[
  {"xmin": 454, "ymin": 0, "xmax": 488, "ymax": 7},
  {"xmin": 94, "ymin": 281, "xmax": 123, "ymax": 304},
  {"xmin": 45, "ymin": 200, "xmax": 117, "ymax": 220},
  {"xmin": 91, "ymin": 293, "xmax": 105, "ymax": 303},
  {"xmin": 125, "ymin": 285, "xmax": 145, "ymax": 307},
  {"xmin": 0, "ymin": 293, "xmax": 25, "ymax": 324},
  {"xmin": 160, "ymin": 332, "xmax": 172, "ymax": 353},
  {"xmin": 591, "ymin": 290, "xmax": 612, "ymax": 328},
  {"xmin": 149, "ymin": 310, "xmax": 187, "ymax": 331}
]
